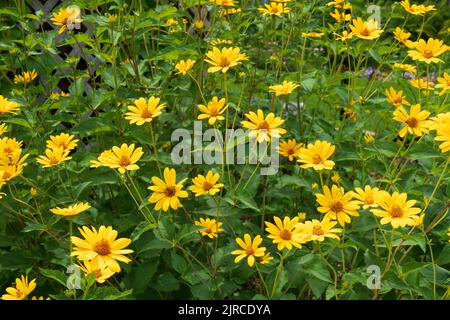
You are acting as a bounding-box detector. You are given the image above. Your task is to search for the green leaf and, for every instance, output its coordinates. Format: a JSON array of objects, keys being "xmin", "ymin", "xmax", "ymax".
[
  {"xmin": 171, "ymin": 252, "xmax": 188, "ymax": 274},
  {"xmin": 40, "ymin": 268, "xmax": 67, "ymax": 287}
]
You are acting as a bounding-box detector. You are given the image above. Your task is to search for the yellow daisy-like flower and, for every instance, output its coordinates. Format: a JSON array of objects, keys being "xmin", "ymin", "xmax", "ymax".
[
  {"xmin": 297, "ymin": 140, "xmax": 335, "ymax": 171},
  {"xmin": 428, "ymin": 112, "xmax": 450, "ymax": 153},
  {"xmin": 197, "ymin": 96, "xmax": 228, "ymax": 125},
  {"xmin": 349, "ymin": 18, "xmax": 383, "ymax": 40},
  {"xmin": 209, "ymin": 0, "xmax": 237, "ymax": 6},
  {"xmin": 393, "ymin": 27, "xmax": 413, "ymax": 47},
  {"xmin": 51, "ymin": 6, "xmax": 83, "ymax": 34},
  {"xmin": 194, "ymin": 218, "xmax": 224, "ymax": 239},
  {"xmin": 408, "ymin": 38, "xmax": 449, "ymax": 64},
  {"xmin": 231, "ymin": 234, "xmax": 266, "ymax": 267},
  {"xmin": 265, "ymin": 216, "xmax": 305, "ymax": 251},
  {"xmin": 409, "ymin": 78, "xmax": 434, "ymax": 95},
  {"xmin": 1, "ymin": 275, "xmax": 36, "ymax": 300},
  {"xmin": 209, "ymin": 39, "xmax": 233, "ymax": 46},
  {"xmin": 90, "ymin": 143, "xmax": 144, "ymax": 174},
  {"xmin": 269, "ymin": 80, "xmax": 300, "ymax": 96},
  {"xmin": 175, "ymin": 59, "xmax": 196, "ymax": 75},
  {"xmin": 302, "ymin": 32, "xmax": 325, "ymax": 38},
  {"xmin": 165, "ymin": 18, "xmax": 178, "ymax": 26},
  {"xmin": 393, "ymin": 63, "xmax": 416, "ymax": 74},
  {"xmin": 50, "ymin": 202, "xmax": 91, "ymax": 217},
  {"xmin": 0, "ymin": 123, "xmax": 7, "ymax": 136},
  {"xmin": 241, "ymin": 109, "xmax": 287, "ymax": 143},
  {"xmin": 351, "ymin": 185, "xmax": 381, "ymax": 209},
  {"xmin": 371, "ymin": 192, "xmax": 421, "ymax": 228},
  {"xmin": 204, "ymin": 46, "xmax": 248, "ymax": 73},
  {"xmin": 71, "ymin": 225, "xmax": 133, "ymax": 272},
  {"xmin": 125, "ymin": 97, "xmax": 165, "ymax": 126},
  {"xmin": 315, "ymin": 184, "xmax": 360, "ymax": 226},
  {"xmin": 148, "ymin": 167, "xmax": 188, "ymax": 212},
  {"xmin": 0, "ymin": 95, "xmax": 20, "ymax": 115},
  {"xmin": 300, "ymin": 218, "xmax": 342, "ymax": 242},
  {"xmin": 364, "ymin": 131, "xmax": 375, "ymax": 144},
  {"xmin": 278, "ymin": 139, "xmax": 302, "ymax": 161},
  {"xmin": 258, "ymin": 2, "xmax": 290, "ymax": 16},
  {"xmin": 257, "ymin": 253, "xmax": 274, "ymax": 264},
  {"xmin": 13, "ymin": 70, "xmax": 38, "ymax": 85},
  {"xmin": 79, "ymin": 259, "xmax": 115, "ymax": 284},
  {"xmin": 334, "ymin": 30, "xmax": 353, "ymax": 41},
  {"xmin": 400, "ymin": 0, "xmax": 435, "ymax": 16},
  {"xmin": 330, "ymin": 9, "xmax": 351, "ymax": 23},
  {"xmin": 385, "ymin": 87, "xmax": 410, "ymax": 108},
  {"xmin": 435, "ymin": 72, "xmax": 450, "ymax": 96},
  {"xmin": 393, "ymin": 104, "xmax": 430, "ymax": 138},
  {"xmin": 36, "ymin": 147, "xmax": 72, "ymax": 168},
  {"xmin": 331, "ymin": 172, "xmax": 340, "ymax": 184},
  {"xmin": 189, "ymin": 171, "xmax": 224, "ymax": 197},
  {"xmin": 46, "ymin": 133, "xmax": 78, "ymax": 152},
  {"xmin": 219, "ymin": 8, "xmax": 241, "ymax": 16}
]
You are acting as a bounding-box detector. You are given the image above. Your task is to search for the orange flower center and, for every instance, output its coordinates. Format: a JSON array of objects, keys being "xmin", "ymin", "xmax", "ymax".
[
  {"xmin": 406, "ymin": 117, "xmax": 418, "ymax": 128},
  {"xmin": 365, "ymin": 196, "xmax": 374, "ymax": 204},
  {"xmin": 119, "ymin": 155, "xmax": 130, "ymax": 166},
  {"xmin": 219, "ymin": 57, "xmax": 230, "ymax": 67},
  {"xmin": 2, "ymin": 171, "xmax": 11, "ymax": 180},
  {"xmin": 423, "ymin": 49, "xmax": 434, "ymax": 59},
  {"xmin": 270, "ymin": 7, "xmax": 280, "ymax": 13},
  {"xmin": 393, "ymin": 97, "xmax": 403, "ymax": 104},
  {"xmin": 258, "ymin": 120, "xmax": 270, "ymax": 131},
  {"xmin": 287, "ymin": 148, "xmax": 294, "ymax": 155},
  {"xmin": 312, "ymin": 154, "xmax": 322, "ymax": 164},
  {"xmin": 279, "ymin": 229, "xmax": 292, "ymax": 240},
  {"xmin": 360, "ymin": 28, "xmax": 370, "ymax": 37},
  {"xmin": 246, "ymin": 247, "xmax": 255, "ymax": 255},
  {"xmin": 203, "ymin": 181, "xmax": 213, "ymax": 191},
  {"xmin": 49, "ymin": 156, "xmax": 60, "ymax": 165},
  {"xmin": 330, "ymin": 201, "xmax": 343, "ymax": 213},
  {"xmin": 93, "ymin": 239, "xmax": 111, "ymax": 256},
  {"xmin": 312, "ymin": 226, "xmax": 324, "ymax": 236},
  {"xmin": 141, "ymin": 108, "xmax": 153, "ymax": 119},
  {"xmin": 390, "ymin": 205, "xmax": 404, "ymax": 218},
  {"xmin": 165, "ymin": 186, "xmax": 176, "ymax": 197},
  {"xmin": 95, "ymin": 269, "xmax": 103, "ymax": 278}
]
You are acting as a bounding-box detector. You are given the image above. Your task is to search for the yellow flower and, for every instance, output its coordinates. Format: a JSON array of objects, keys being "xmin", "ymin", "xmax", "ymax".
[
  {"xmin": 408, "ymin": 38, "xmax": 449, "ymax": 64},
  {"xmin": 219, "ymin": 8, "xmax": 241, "ymax": 16},
  {"xmin": 105, "ymin": 13, "xmax": 118, "ymax": 23},
  {"xmin": 330, "ymin": 9, "xmax": 351, "ymax": 23},
  {"xmin": 428, "ymin": 112, "xmax": 450, "ymax": 153},
  {"xmin": 30, "ymin": 187, "xmax": 38, "ymax": 197},
  {"xmin": 334, "ymin": 30, "xmax": 353, "ymax": 41},
  {"xmin": 364, "ymin": 131, "xmax": 375, "ymax": 144},
  {"xmin": 13, "ymin": 70, "xmax": 38, "ymax": 85},
  {"xmin": 1, "ymin": 275, "xmax": 36, "ymax": 300},
  {"xmin": 194, "ymin": 218, "xmax": 224, "ymax": 239},
  {"xmin": 351, "ymin": 185, "xmax": 381, "ymax": 209},
  {"xmin": 194, "ymin": 20, "xmax": 204, "ymax": 29},
  {"xmin": 31, "ymin": 296, "xmax": 50, "ymax": 300},
  {"xmin": 269, "ymin": 80, "xmax": 300, "ymax": 96},
  {"xmin": 297, "ymin": 212, "xmax": 307, "ymax": 221},
  {"xmin": 71, "ymin": 225, "xmax": 133, "ymax": 272},
  {"xmin": 409, "ymin": 78, "xmax": 434, "ymax": 95},
  {"xmin": 411, "ymin": 213, "xmax": 424, "ymax": 227},
  {"xmin": 231, "ymin": 234, "xmax": 266, "ymax": 267},
  {"xmin": 393, "ymin": 104, "xmax": 430, "ymax": 138},
  {"xmin": 165, "ymin": 18, "xmax": 178, "ymax": 26},
  {"xmin": 349, "ymin": 18, "xmax": 383, "ymax": 40},
  {"xmin": 385, "ymin": 87, "xmax": 410, "ymax": 108},
  {"xmin": 125, "ymin": 97, "xmax": 165, "ymax": 125},
  {"xmin": 300, "ymin": 218, "xmax": 342, "ymax": 242},
  {"xmin": 90, "ymin": 144, "xmax": 143, "ymax": 174},
  {"xmin": 50, "ymin": 202, "xmax": 91, "ymax": 217},
  {"xmin": 327, "ymin": 0, "xmax": 350, "ymax": 8},
  {"xmin": 241, "ymin": 109, "xmax": 287, "ymax": 143},
  {"xmin": 258, "ymin": 2, "xmax": 290, "ymax": 16},
  {"xmin": 37, "ymin": 147, "xmax": 72, "ymax": 168},
  {"xmin": 175, "ymin": 59, "xmax": 196, "ymax": 75},
  {"xmin": 148, "ymin": 167, "xmax": 188, "ymax": 212},
  {"xmin": 315, "ymin": 184, "xmax": 360, "ymax": 226},
  {"xmin": 257, "ymin": 253, "xmax": 274, "ymax": 264},
  {"xmin": 46, "ymin": 133, "xmax": 78, "ymax": 152},
  {"xmin": 189, "ymin": 171, "xmax": 224, "ymax": 197},
  {"xmin": 297, "ymin": 140, "xmax": 335, "ymax": 171},
  {"xmin": 435, "ymin": 72, "xmax": 450, "ymax": 96},
  {"xmin": 79, "ymin": 259, "xmax": 115, "ymax": 284},
  {"xmin": 197, "ymin": 96, "xmax": 228, "ymax": 125},
  {"xmin": 205, "ymin": 46, "xmax": 248, "ymax": 73},
  {"xmin": 0, "ymin": 95, "xmax": 20, "ymax": 115},
  {"xmin": 278, "ymin": 139, "xmax": 302, "ymax": 161},
  {"xmin": 371, "ymin": 192, "xmax": 421, "ymax": 228},
  {"xmin": 209, "ymin": 0, "xmax": 237, "ymax": 6},
  {"xmin": 393, "ymin": 27, "xmax": 412, "ymax": 46},
  {"xmin": 209, "ymin": 39, "xmax": 233, "ymax": 46},
  {"xmin": 393, "ymin": 63, "xmax": 416, "ymax": 74},
  {"xmin": 302, "ymin": 32, "xmax": 325, "ymax": 38},
  {"xmin": 400, "ymin": 0, "xmax": 435, "ymax": 16},
  {"xmin": 0, "ymin": 123, "xmax": 7, "ymax": 136},
  {"xmin": 265, "ymin": 216, "xmax": 305, "ymax": 251},
  {"xmin": 50, "ymin": 91, "xmax": 70, "ymax": 100},
  {"xmin": 51, "ymin": 6, "xmax": 83, "ymax": 34},
  {"xmin": 331, "ymin": 172, "xmax": 340, "ymax": 184}
]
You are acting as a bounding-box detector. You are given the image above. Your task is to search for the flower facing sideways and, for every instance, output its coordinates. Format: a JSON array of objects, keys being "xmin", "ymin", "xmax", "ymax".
[
  {"xmin": 300, "ymin": 218, "xmax": 342, "ymax": 242},
  {"xmin": 1, "ymin": 275, "xmax": 36, "ymax": 300},
  {"xmin": 148, "ymin": 167, "xmax": 188, "ymax": 212},
  {"xmin": 37, "ymin": 147, "xmax": 72, "ymax": 168},
  {"xmin": 50, "ymin": 202, "xmax": 91, "ymax": 217},
  {"xmin": 428, "ymin": 112, "xmax": 450, "ymax": 153},
  {"xmin": 0, "ymin": 95, "xmax": 20, "ymax": 115},
  {"xmin": 435, "ymin": 72, "xmax": 450, "ymax": 95},
  {"xmin": 13, "ymin": 70, "xmax": 38, "ymax": 85},
  {"xmin": 351, "ymin": 185, "xmax": 381, "ymax": 209},
  {"xmin": 278, "ymin": 139, "xmax": 302, "ymax": 161},
  {"xmin": 400, "ymin": 0, "xmax": 435, "ymax": 16},
  {"xmin": 349, "ymin": 18, "xmax": 383, "ymax": 40},
  {"xmin": 79, "ymin": 259, "xmax": 115, "ymax": 284},
  {"xmin": 269, "ymin": 81, "xmax": 300, "ymax": 96},
  {"xmin": 175, "ymin": 59, "xmax": 196, "ymax": 75},
  {"xmin": 231, "ymin": 234, "xmax": 266, "ymax": 267},
  {"xmin": 51, "ymin": 6, "xmax": 83, "ymax": 34},
  {"xmin": 71, "ymin": 225, "xmax": 133, "ymax": 272},
  {"xmin": 46, "ymin": 133, "xmax": 78, "ymax": 152},
  {"xmin": 258, "ymin": 2, "xmax": 290, "ymax": 16}
]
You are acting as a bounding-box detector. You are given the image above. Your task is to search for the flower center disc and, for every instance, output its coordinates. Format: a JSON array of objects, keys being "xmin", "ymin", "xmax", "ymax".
[
  {"xmin": 312, "ymin": 154, "xmax": 322, "ymax": 164},
  {"xmin": 279, "ymin": 229, "xmax": 292, "ymax": 240},
  {"xmin": 258, "ymin": 120, "xmax": 270, "ymax": 131},
  {"xmin": 312, "ymin": 226, "xmax": 324, "ymax": 236},
  {"xmin": 203, "ymin": 181, "xmax": 212, "ymax": 191},
  {"xmin": 330, "ymin": 201, "xmax": 344, "ymax": 213},
  {"xmin": 93, "ymin": 239, "xmax": 111, "ymax": 255},
  {"xmin": 423, "ymin": 49, "xmax": 433, "ymax": 58},
  {"xmin": 390, "ymin": 205, "xmax": 404, "ymax": 218},
  {"xmin": 406, "ymin": 117, "xmax": 418, "ymax": 128},
  {"xmin": 219, "ymin": 57, "xmax": 230, "ymax": 67},
  {"xmin": 119, "ymin": 155, "xmax": 130, "ymax": 166},
  {"xmin": 165, "ymin": 186, "xmax": 176, "ymax": 197}
]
